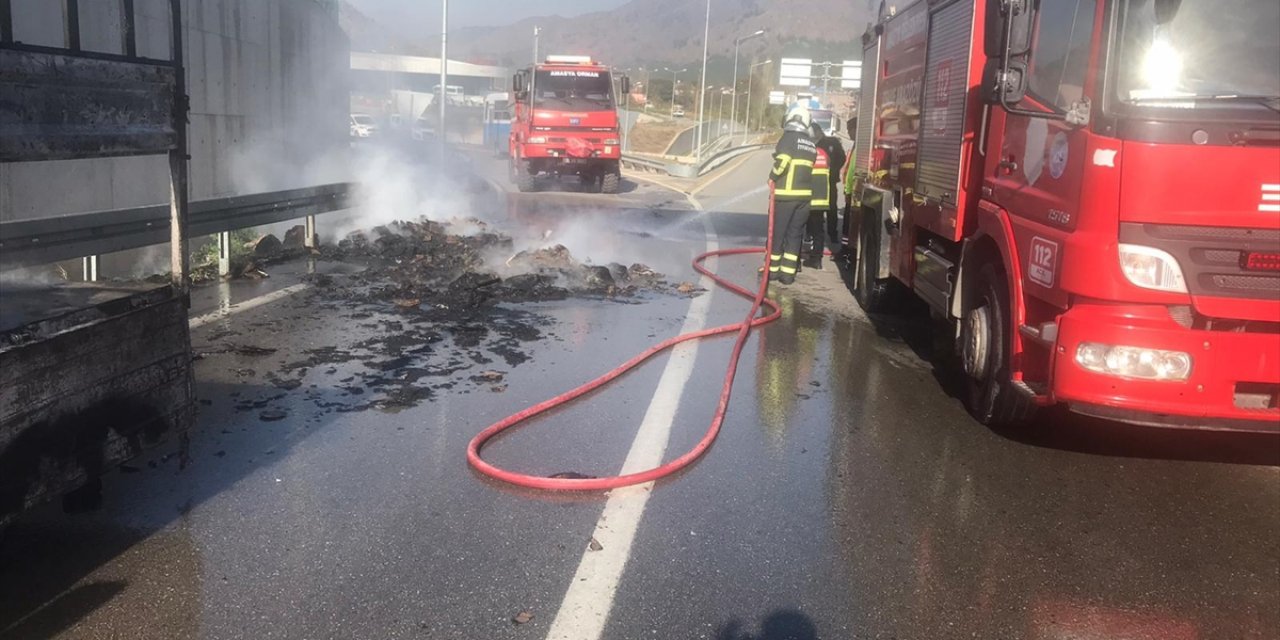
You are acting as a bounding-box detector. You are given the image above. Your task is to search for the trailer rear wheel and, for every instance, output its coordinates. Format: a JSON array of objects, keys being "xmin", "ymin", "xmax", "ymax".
[
  {"xmin": 962, "ymin": 263, "xmax": 1036, "ymax": 428},
  {"xmin": 853, "ymin": 207, "xmax": 894, "ymax": 313}
]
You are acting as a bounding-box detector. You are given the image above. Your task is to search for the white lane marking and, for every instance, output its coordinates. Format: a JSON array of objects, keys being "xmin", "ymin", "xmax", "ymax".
[
  {"xmin": 544, "ymin": 212, "xmax": 719, "ymax": 640},
  {"xmin": 189, "ymin": 283, "xmax": 311, "ymax": 329}
]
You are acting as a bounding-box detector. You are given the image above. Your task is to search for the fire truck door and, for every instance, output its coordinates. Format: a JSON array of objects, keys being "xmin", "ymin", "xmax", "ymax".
[{"xmin": 987, "ymin": 0, "xmax": 1098, "ymax": 298}]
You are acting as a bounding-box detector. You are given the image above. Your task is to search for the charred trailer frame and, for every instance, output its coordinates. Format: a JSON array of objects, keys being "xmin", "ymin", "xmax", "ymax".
[{"xmin": 0, "ymin": 0, "xmax": 195, "ymax": 529}]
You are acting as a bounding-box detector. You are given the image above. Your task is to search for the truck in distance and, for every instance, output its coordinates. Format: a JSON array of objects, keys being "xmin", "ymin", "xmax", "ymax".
[{"xmin": 509, "ymin": 55, "xmax": 629, "ymax": 193}]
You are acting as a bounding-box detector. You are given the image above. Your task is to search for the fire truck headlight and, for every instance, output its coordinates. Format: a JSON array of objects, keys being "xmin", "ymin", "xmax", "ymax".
[
  {"xmin": 604, "ymin": 138, "xmax": 619, "ymax": 145},
  {"xmin": 528, "ymin": 136, "xmax": 547, "ymax": 144},
  {"xmin": 1075, "ymin": 343, "xmax": 1193, "ymax": 381},
  {"xmin": 1118, "ymin": 244, "xmax": 1188, "ymax": 293}
]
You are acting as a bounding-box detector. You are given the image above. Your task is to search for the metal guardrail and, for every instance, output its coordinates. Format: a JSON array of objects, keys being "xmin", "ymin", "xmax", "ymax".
[
  {"xmin": 0, "ymin": 182, "xmax": 353, "ymax": 270},
  {"xmin": 621, "ymin": 141, "xmax": 770, "ymax": 181}
]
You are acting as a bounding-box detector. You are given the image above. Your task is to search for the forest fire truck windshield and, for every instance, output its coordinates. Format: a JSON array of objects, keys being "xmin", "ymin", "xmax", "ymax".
[
  {"xmin": 534, "ymin": 69, "xmax": 615, "ymax": 110},
  {"xmin": 1116, "ymin": 0, "xmax": 1280, "ymax": 106}
]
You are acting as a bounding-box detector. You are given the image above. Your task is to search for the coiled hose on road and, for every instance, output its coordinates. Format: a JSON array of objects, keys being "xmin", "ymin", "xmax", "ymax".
[{"xmin": 466, "ymin": 188, "xmax": 782, "ymax": 491}]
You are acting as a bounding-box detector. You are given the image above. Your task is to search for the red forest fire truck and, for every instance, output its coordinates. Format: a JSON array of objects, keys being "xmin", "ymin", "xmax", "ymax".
[
  {"xmin": 846, "ymin": 0, "xmax": 1280, "ymax": 430},
  {"xmin": 509, "ymin": 55, "xmax": 629, "ymax": 193}
]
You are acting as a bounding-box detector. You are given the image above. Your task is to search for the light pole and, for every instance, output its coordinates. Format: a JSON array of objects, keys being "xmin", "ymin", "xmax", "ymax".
[
  {"xmin": 744, "ymin": 58, "xmax": 771, "ymax": 135},
  {"xmin": 532, "ymin": 25, "xmax": 540, "ymax": 64},
  {"xmin": 665, "ymin": 67, "xmax": 687, "ymax": 116},
  {"xmin": 694, "ymin": 0, "xmax": 711, "ymax": 165},
  {"xmin": 438, "ymin": 0, "xmax": 448, "ymax": 158},
  {"xmin": 729, "ymin": 29, "xmax": 765, "ymax": 140}
]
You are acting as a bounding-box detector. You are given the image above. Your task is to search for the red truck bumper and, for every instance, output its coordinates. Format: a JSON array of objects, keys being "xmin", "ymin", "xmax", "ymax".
[{"xmin": 1051, "ymin": 302, "xmax": 1280, "ymax": 432}]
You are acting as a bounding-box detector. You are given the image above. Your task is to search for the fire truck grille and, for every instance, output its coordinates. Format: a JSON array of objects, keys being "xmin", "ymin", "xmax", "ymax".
[{"xmin": 1121, "ymin": 223, "xmax": 1280, "ymax": 302}]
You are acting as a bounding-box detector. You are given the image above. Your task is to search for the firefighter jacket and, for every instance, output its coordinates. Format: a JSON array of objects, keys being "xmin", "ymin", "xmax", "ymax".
[
  {"xmin": 817, "ymin": 135, "xmax": 846, "ymax": 196},
  {"xmin": 811, "ymin": 147, "xmax": 831, "ymax": 209},
  {"xmin": 769, "ymin": 130, "xmax": 816, "ymax": 201}
]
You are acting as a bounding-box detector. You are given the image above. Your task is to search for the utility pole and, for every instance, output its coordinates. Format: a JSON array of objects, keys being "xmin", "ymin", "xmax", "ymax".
[
  {"xmin": 533, "ymin": 25, "xmax": 540, "ymax": 64},
  {"xmin": 730, "ymin": 29, "xmax": 765, "ymax": 141},
  {"xmin": 694, "ymin": 0, "xmax": 710, "ymax": 165},
  {"xmin": 439, "ymin": 0, "xmax": 448, "ymax": 159}
]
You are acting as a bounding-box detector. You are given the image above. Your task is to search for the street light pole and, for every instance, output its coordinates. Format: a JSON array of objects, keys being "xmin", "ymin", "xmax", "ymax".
[
  {"xmin": 439, "ymin": 0, "xmax": 448, "ymax": 158},
  {"xmin": 745, "ymin": 58, "xmax": 771, "ymax": 136},
  {"xmin": 666, "ymin": 67, "xmax": 686, "ymax": 116},
  {"xmin": 532, "ymin": 25, "xmax": 540, "ymax": 64},
  {"xmin": 694, "ymin": 0, "xmax": 710, "ymax": 165},
  {"xmin": 729, "ymin": 29, "xmax": 765, "ymax": 141}
]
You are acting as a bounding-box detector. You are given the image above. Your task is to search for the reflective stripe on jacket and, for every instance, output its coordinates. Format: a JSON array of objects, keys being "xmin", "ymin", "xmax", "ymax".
[
  {"xmin": 810, "ymin": 147, "xmax": 830, "ymax": 209},
  {"xmin": 770, "ymin": 130, "xmax": 816, "ymax": 200}
]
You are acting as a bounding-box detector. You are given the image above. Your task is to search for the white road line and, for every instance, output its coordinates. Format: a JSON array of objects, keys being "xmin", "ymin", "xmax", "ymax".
[
  {"xmin": 189, "ymin": 283, "xmax": 311, "ymax": 329},
  {"xmin": 544, "ymin": 213, "xmax": 719, "ymax": 640}
]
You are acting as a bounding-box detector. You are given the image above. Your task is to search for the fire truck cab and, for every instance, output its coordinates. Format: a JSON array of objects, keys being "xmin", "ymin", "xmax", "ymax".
[
  {"xmin": 848, "ymin": 0, "xmax": 1280, "ymax": 430},
  {"xmin": 509, "ymin": 55, "xmax": 629, "ymax": 194}
]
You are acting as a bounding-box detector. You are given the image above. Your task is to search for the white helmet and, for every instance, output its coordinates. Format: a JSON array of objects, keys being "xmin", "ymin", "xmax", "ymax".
[{"xmin": 783, "ymin": 101, "xmax": 811, "ymax": 129}]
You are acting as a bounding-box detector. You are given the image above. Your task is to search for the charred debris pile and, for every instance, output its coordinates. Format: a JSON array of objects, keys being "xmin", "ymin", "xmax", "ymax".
[{"xmin": 303, "ymin": 218, "xmax": 695, "ymax": 317}]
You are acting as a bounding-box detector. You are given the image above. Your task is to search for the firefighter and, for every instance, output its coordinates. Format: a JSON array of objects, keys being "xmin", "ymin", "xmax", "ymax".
[
  {"xmin": 766, "ymin": 102, "xmax": 816, "ymax": 285},
  {"xmin": 805, "ymin": 122, "xmax": 846, "ymax": 270},
  {"xmin": 839, "ymin": 116, "xmax": 859, "ymax": 262}
]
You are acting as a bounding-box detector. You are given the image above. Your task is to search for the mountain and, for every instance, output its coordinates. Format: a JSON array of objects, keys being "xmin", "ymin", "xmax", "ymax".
[
  {"xmin": 344, "ymin": 0, "xmax": 877, "ymax": 81},
  {"xmin": 339, "ymin": 2, "xmax": 429, "ymax": 55}
]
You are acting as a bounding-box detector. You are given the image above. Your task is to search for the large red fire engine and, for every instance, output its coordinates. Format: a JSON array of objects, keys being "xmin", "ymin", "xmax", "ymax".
[
  {"xmin": 509, "ymin": 55, "xmax": 629, "ymax": 194},
  {"xmin": 847, "ymin": 0, "xmax": 1280, "ymax": 430}
]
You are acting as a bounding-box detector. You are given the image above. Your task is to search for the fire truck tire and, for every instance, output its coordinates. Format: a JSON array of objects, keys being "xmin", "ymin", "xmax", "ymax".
[
  {"xmin": 601, "ymin": 170, "xmax": 620, "ymax": 194},
  {"xmin": 853, "ymin": 208, "xmax": 894, "ymax": 313},
  {"xmin": 515, "ymin": 161, "xmax": 536, "ymax": 193},
  {"xmin": 964, "ymin": 263, "xmax": 1037, "ymax": 428}
]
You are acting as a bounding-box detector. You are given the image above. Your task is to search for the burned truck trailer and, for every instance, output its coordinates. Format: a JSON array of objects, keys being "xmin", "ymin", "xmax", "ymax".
[{"xmin": 0, "ymin": 0, "xmax": 349, "ymax": 528}]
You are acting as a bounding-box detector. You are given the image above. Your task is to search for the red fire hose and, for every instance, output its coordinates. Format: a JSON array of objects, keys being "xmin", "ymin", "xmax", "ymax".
[{"xmin": 466, "ymin": 187, "xmax": 782, "ymax": 491}]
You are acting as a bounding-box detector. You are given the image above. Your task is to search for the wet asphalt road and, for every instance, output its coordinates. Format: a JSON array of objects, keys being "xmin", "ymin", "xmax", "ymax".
[{"xmin": 2, "ymin": 148, "xmax": 1278, "ymax": 640}]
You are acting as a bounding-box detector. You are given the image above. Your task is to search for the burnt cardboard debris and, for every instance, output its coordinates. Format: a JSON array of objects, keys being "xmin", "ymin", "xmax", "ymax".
[{"xmin": 190, "ymin": 217, "xmax": 694, "ymax": 417}]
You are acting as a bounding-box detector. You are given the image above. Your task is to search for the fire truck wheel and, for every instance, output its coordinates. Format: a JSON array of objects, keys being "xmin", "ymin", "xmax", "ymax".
[
  {"xmin": 853, "ymin": 207, "xmax": 893, "ymax": 312},
  {"xmin": 601, "ymin": 170, "xmax": 620, "ymax": 194},
  {"xmin": 515, "ymin": 160, "xmax": 536, "ymax": 193},
  {"xmin": 963, "ymin": 263, "xmax": 1036, "ymax": 428}
]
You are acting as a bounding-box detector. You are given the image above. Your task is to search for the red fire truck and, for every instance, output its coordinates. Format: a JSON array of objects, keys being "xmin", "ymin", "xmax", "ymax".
[
  {"xmin": 509, "ymin": 55, "xmax": 629, "ymax": 194},
  {"xmin": 846, "ymin": 0, "xmax": 1280, "ymax": 430}
]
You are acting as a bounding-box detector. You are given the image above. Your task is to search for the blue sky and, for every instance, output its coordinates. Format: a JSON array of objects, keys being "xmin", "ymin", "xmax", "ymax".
[{"xmin": 348, "ymin": 0, "xmax": 631, "ymax": 29}]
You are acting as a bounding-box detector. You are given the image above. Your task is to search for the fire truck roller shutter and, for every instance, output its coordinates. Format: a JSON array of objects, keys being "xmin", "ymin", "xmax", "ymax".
[{"xmin": 915, "ymin": 0, "xmax": 976, "ymax": 205}]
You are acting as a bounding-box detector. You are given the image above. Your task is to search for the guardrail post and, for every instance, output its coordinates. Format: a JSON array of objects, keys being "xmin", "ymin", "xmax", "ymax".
[
  {"xmin": 217, "ymin": 231, "xmax": 231, "ymax": 277},
  {"xmin": 81, "ymin": 255, "xmax": 99, "ymax": 281},
  {"xmin": 305, "ymin": 214, "xmax": 318, "ymax": 249}
]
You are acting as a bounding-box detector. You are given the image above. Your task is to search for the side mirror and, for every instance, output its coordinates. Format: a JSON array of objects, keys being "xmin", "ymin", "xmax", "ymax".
[
  {"xmin": 985, "ymin": 0, "xmax": 1033, "ymax": 57},
  {"xmin": 512, "ymin": 73, "xmax": 525, "ymax": 94},
  {"xmin": 620, "ymin": 75, "xmax": 631, "ymax": 95},
  {"xmin": 983, "ymin": 0, "xmax": 1034, "ymax": 107},
  {"xmin": 983, "ymin": 58, "xmax": 1028, "ymax": 104}
]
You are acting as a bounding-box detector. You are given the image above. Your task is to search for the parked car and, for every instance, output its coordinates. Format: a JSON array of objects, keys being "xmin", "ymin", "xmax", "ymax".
[
  {"xmin": 672, "ymin": 106, "xmax": 685, "ymax": 118},
  {"xmin": 350, "ymin": 113, "xmax": 378, "ymax": 138}
]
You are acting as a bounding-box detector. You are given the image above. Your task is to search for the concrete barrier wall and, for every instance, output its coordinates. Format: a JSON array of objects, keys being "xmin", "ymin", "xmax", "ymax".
[{"xmin": 0, "ymin": 0, "xmax": 349, "ymax": 224}]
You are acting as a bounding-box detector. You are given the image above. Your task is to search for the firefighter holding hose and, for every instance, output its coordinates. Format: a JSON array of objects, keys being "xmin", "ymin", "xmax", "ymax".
[{"xmin": 766, "ymin": 102, "xmax": 816, "ymax": 285}]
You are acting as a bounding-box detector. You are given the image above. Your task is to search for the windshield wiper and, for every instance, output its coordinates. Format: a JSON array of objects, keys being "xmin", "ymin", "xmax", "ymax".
[
  {"xmin": 1131, "ymin": 94, "xmax": 1280, "ymax": 113},
  {"xmin": 1202, "ymin": 95, "xmax": 1280, "ymax": 113}
]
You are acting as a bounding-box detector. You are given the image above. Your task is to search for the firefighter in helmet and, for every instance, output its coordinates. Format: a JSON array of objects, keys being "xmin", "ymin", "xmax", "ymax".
[
  {"xmin": 766, "ymin": 102, "xmax": 816, "ymax": 285},
  {"xmin": 838, "ymin": 117, "xmax": 859, "ymax": 262},
  {"xmin": 805, "ymin": 122, "xmax": 846, "ymax": 270}
]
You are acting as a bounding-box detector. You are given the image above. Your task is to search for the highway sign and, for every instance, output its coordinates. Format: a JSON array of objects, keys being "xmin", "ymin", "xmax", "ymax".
[
  {"xmin": 841, "ymin": 60, "xmax": 862, "ymax": 89},
  {"xmin": 779, "ymin": 58, "xmax": 812, "ymax": 87}
]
